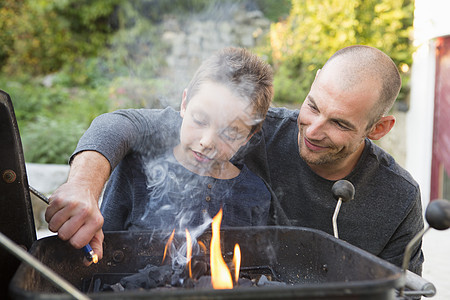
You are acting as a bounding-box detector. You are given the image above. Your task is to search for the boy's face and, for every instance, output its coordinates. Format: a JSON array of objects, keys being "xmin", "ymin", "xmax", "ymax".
[{"xmin": 177, "ymin": 81, "xmax": 254, "ymax": 175}]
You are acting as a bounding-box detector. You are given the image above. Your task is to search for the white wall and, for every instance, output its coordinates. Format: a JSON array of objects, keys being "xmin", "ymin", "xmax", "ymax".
[{"xmin": 407, "ymin": 0, "xmax": 450, "ymax": 207}]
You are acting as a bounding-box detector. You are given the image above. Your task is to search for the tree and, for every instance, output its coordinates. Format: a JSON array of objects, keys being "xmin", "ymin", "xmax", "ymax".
[
  {"xmin": 0, "ymin": 0, "xmax": 120, "ymax": 75},
  {"xmin": 264, "ymin": 0, "xmax": 414, "ymax": 104}
]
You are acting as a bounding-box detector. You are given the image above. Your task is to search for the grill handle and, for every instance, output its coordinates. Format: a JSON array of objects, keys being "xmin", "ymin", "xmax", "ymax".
[
  {"xmin": 399, "ymin": 199, "xmax": 450, "ymax": 298},
  {"xmin": 403, "ymin": 270, "xmax": 436, "ymax": 298}
]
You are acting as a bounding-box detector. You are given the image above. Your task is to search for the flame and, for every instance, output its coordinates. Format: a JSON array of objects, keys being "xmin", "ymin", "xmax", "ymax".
[
  {"xmin": 185, "ymin": 228, "xmax": 192, "ymax": 278},
  {"xmin": 210, "ymin": 209, "xmax": 233, "ymax": 289},
  {"xmin": 233, "ymin": 244, "xmax": 241, "ymax": 284},
  {"xmin": 162, "ymin": 229, "xmax": 175, "ymax": 264},
  {"xmin": 92, "ymin": 253, "xmax": 99, "ymax": 264},
  {"xmin": 198, "ymin": 240, "xmax": 207, "ymax": 253}
]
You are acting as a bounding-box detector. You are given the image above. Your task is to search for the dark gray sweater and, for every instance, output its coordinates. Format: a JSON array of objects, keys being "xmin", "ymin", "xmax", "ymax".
[{"xmin": 74, "ymin": 106, "xmax": 424, "ymax": 274}]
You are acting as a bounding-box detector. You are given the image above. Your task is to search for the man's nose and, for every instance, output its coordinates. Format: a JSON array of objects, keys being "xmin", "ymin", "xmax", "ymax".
[{"xmin": 305, "ymin": 118, "xmax": 326, "ymax": 140}]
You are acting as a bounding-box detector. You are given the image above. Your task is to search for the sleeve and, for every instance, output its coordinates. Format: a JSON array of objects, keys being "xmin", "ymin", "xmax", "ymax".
[
  {"xmin": 71, "ymin": 108, "xmax": 180, "ymax": 171},
  {"xmin": 378, "ymin": 190, "xmax": 424, "ymax": 275},
  {"xmin": 100, "ymin": 159, "xmax": 134, "ymax": 231}
]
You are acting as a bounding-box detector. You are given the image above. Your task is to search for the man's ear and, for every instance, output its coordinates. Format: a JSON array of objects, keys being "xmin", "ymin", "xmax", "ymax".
[
  {"xmin": 315, "ymin": 68, "xmax": 321, "ymax": 79},
  {"xmin": 367, "ymin": 115, "xmax": 396, "ymax": 140},
  {"xmin": 180, "ymin": 89, "xmax": 188, "ymax": 118},
  {"xmin": 309, "ymin": 69, "xmax": 321, "ymax": 88}
]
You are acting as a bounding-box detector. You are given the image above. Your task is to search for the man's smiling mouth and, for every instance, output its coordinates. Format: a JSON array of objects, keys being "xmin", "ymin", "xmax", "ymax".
[{"xmin": 304, "ymin": 137, "xmax": 328, "ymax": 151}]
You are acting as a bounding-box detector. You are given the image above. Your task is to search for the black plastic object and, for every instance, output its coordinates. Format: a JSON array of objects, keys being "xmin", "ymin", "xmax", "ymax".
[
  {"xmin": 10, "ymin": 227, "xmax": 402, "ymax": 299},
  {"xmin": 331, "ymin": 180, "xmax": 355, "ymax": 202},
  {"xmin": 0, "ymin": 90, "xmax": 37, "ymax": 296},
  {"xmin": 425, "ymin": 199, "xmax": 450, "ymax": 230}
]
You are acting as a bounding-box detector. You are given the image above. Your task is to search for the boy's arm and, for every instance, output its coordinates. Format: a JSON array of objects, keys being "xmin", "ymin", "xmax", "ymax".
[
  {"xmin": 44, "ymin": 108, "xmax": 179, "ymax": 262},
  {"xmin": 45, "ymin": 150, "xmax": 109, "ymax": 262},
  {"xmin": 45, "ymin": 109, "xmax": 153, "ymax": 262}
]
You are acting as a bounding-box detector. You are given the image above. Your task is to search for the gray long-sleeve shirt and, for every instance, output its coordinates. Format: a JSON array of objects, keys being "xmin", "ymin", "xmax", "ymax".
[{"xmin": 73, "ymin": 106, "xmax": 424, "ymax": 274}]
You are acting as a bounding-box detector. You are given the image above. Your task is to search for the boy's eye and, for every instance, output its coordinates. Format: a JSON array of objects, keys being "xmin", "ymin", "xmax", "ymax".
[
  {"xmin": 192, "ymin": 115, "xmax": 207, "ymax": 126},
  {"xmin": 220, "ymin": 128, "xmax": 245, "ymax": 142}
]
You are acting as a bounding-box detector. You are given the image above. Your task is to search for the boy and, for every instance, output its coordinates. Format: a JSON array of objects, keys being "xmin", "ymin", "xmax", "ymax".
[{"xmin": 100, "ymin": 47, "xmax": 274, "ymax": 232}]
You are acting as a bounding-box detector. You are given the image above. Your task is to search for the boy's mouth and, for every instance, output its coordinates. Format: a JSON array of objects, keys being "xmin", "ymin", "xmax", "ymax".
[{"xmin": 192, "ymin": 150, "xmax": 213, "ymax": 163}]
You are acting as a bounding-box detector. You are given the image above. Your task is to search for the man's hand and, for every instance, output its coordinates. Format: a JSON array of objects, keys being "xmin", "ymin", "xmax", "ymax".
[{"xmin": 44, "ymin": 151, "xmax": 110, "ymax": 263}]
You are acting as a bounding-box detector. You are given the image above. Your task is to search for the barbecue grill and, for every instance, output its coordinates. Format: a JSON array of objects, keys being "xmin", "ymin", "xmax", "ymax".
[
  {"xmin": 10, "ymin": 228, "xmax": 403, "ymax": 299},
  {"xmin": 0, "ymin": 89, "xmax": 444, "ymax": 299}
]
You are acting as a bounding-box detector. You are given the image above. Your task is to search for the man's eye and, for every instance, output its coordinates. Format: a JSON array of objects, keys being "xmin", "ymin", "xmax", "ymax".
[
  {"xmin": 308, "ymin": 103, "xmax": 318, "ymax": 112},
  {"xmin": 335, "ymin": 121, "xmax": 349, "ymax": 130}
]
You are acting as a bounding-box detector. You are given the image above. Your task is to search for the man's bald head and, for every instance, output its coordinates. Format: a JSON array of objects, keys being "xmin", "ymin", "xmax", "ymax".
[{"xmin": 320, "ymin": 45, "xmax": 401, "ymax": 129}]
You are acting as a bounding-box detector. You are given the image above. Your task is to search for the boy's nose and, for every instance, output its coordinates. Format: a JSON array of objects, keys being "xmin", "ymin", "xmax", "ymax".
[{"xmin": 200, "ymin": 130, "xmax": 216, "ymax": 150}]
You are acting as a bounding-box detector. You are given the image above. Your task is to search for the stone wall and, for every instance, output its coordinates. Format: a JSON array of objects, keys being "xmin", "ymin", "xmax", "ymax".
[{"xmin": 156, "ymin": 2, "xmax": 271, "ymax": 106}]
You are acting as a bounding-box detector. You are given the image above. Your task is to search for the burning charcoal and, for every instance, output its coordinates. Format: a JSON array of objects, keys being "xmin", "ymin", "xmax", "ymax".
[
  {"xmin": 257, "ymin": 275, "xmax": 287, "ymax": 287},
  {"xmin": 191, "ymin": 256, "xmax": 208, "ymax": 279},
  {"xmin": 120, "ymin": 264, "xmax": 172, "ymax": 290},
  {"xmin": 170, "ymin": 268, "xmax": 185, "ymax": 287},
  {"xmin": 182, "ymin": 277, "xmax": 195, "ymax": 289},
  {"xmin": 195, "ymin": 276, "xmax": 213, "ymax": 289},
  {"xmin": 236, "ymin": 277, "xmax": 253, "ymax": 287},
  {"xmin": 147, "ymin": 264, "xmax": 172, "ymax": 287},
  {"xmin": 120, "ymin": 272, "xmax": 152, "ymax": 290}
]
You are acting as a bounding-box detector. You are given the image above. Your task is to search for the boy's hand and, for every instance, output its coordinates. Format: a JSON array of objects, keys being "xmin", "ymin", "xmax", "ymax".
[
  {"xmin": 45, "ymin": 181, "xmax": 104, "ymax": 248},
  {"xmin": 44, "ymin": 151, "xmax": 110, "ymax": 263}
]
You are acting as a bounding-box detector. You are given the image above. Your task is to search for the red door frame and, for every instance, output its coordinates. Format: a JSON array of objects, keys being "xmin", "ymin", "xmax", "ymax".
[{"xmin": 431, "ymin": 36, "xmax": 450, "ymax": 200}]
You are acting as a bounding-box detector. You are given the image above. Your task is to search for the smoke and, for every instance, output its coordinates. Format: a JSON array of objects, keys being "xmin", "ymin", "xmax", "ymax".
[
  {"xmin": 117, "ymin": 0, "xmax": 272, "ymax": 271},
  {"xmin": 140, "ymin": 153, "xmax": 218, "ymax": 271},
  {"xmin": 103, "ymin": 0, "xmax": 270, "ymax": 109}
]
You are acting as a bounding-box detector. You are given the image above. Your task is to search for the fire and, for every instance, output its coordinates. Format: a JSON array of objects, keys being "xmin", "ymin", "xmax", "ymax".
[
  {"xmin": 233, "ymin": 244, "xmax": 241, "ymax": 284},
  {"xmin": 210, "ymin": 209, "xmax": 233, "ymax": 289},
  {"xmin": 92, "ymin": 253, "xmax": 99, "ymax": 264},
  {"xmin": 160, "ymin": 210, "xmax": 242, "ymax": 288},
  {"xmin": 198, "ymin": 240, "xmax": 207, "ymax": 253},
  {"xmin": 162, "ymin": 229, "xmax": 175, "ymax": 264},
  {"xmin": 185, "ymin": 228, "xmax": 192, "ymax": 278}
]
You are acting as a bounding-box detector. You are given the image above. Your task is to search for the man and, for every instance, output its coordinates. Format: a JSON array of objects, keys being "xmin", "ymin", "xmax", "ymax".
[{"xmin": 45, "ymin": 45, "xmax": 424, "ymax": 274}]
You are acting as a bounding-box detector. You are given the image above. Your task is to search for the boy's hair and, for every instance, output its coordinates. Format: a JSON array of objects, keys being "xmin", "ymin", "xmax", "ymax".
[{"xmin": 185, "ymin": 47, "xmax": 274, "ymax": 133}]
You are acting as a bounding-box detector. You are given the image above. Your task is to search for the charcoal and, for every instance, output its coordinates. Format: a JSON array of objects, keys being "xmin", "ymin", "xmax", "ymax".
[
  {"xmin": 120, "ymin": 272, "xmax": 151, "ymax": 290},
  {"xmin": 191, "ymin": 258, "xmax": 208, "ymax": 279},
  {"xmin": 170, "ymin": 268, "xmax": 185, "ymax": 287},
  {"xmin": 257, "ymin": 275, "xmax": 286, "ymax": 287},
  {"xmin": 148, "ymin": 264, "xmax": 172, "ymax": 286},
  {"xmin": 182, "ymin": 277, "xmax": 195, "ymax": 288},
  {"xmin": 102, "ymin": 282, "xmax": 125, "ymax": 292},
  {"xmin": 237, "ymin": 277, "xmax": 253, "ymax": 287},
  {"xmin": 195, "ymin": 276, "xmax": 213, "ymax": 289},
  {"xmin": 120, "ymin": 264, "xmax": 172, "ymax": 290}
]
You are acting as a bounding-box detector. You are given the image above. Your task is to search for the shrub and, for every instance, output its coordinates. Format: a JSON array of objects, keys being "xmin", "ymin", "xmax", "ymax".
[{"xmin": 263, "ymin": 0, "xmax": 414, "ymax": 105}]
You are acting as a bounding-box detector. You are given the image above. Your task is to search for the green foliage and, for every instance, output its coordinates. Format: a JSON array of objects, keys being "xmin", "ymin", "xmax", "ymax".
[
  {"xmin": 253, "ymin": 0, "xmax": 292, "ymax": 22},
  {"xmin": 2, "ymin": 0, "xmax": 413, "ymax": 163},
  {"xmin": 20, "ymin": 117, "xmax": 87, "ymax": 164},
  {"xmin": 0, "ymin": 0, "xmax": 120, "ymax": 76},
  {"xmin": 2, "ymin": 75, "xmax": 110, "ymax": 164},
  {"xmin": 263, "ymin": 0, "xmax": 414, "ymax": 104}
]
